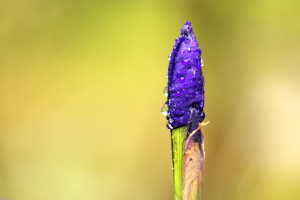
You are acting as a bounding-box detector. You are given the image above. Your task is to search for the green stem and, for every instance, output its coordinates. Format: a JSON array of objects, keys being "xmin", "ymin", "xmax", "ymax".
[
  {"xmin": 171, "ymin": 125, "xmax": 205, "ymax": 200},
  {"xmin": 171, "ymin": 126, "xmax": 188, "ymax": 200}
]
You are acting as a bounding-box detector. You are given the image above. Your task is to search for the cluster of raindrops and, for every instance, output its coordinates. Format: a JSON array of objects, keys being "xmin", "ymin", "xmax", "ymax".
[
  {"xmin": 162, "ymin": 59, "xmax": 204, "ymax": 113},
  {"xmin": 161, "ymin": 59, "xmax": 204, "ymax": 119},
  {"xmin": 162, "ymin": 21, "xmax": 205, "ymax": 130}
]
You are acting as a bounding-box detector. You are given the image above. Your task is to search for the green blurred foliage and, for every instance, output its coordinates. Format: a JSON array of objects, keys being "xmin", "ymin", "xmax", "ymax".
[{"xmin": 1, "ymin": 0, "xmax": 300, "ymax": 199}]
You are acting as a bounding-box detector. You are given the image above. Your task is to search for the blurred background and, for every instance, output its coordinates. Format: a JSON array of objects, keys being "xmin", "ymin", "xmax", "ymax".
[{"xmin": 1, "ymin": 0, "xmax": 300, "ymax": 199}]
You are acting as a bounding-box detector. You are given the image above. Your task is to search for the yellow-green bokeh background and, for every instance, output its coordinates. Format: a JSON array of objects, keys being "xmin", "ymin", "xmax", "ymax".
[{"xmin": 1, "ymin": 0, "xmax": 300, "ymax": 199}]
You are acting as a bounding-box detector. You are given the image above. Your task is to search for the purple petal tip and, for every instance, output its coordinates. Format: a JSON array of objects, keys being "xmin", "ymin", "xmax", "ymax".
[
  {"xmin": 184, "ymin": 21, "xmax": 191, "ymax": 26},
  {"xmin": 181, "ymin": 21, "xmax": 194, "ymax": 36}
]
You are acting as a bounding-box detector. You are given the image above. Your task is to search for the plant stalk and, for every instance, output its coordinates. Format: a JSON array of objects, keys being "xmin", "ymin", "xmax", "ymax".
[
  {"xmin": 171, "ymin": 126, "xmax": 188, "ymax": 200},
  {"xmin": 171, "ymin": 124, "xmax": 205, "ymax": 200}
]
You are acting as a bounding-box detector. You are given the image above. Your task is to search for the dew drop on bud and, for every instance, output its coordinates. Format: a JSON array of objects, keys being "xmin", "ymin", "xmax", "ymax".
[
  {"xmin": 201, "ymin": 58, "xmax": 204, "ymax": 67},
  {"xmin": 167, "ymin": 123, "xmax": 173, "ymax": 129},
  {"xmin": 161, "ymin": 103, "xmax": 169, "ymax": 116},
  {"xmin": 179, "ymin": 76, "xmax": 185, "ymax": 83},
  {"xmin": 163, "ymin": 86, "xmax": 168, "ymax": 97},
  {"xmin": 182, "ymin": 58, "xmax": 190, "ymax": 65},
  {"xmin": 175, "ymin": 91, "xmax": 181, "ymax": 97}
]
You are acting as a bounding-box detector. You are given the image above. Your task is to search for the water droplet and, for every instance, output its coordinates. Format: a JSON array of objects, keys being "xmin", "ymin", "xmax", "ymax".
[
  {"xmin": 176, "ymin": 71, "xmax": 181, "ymax": 77},
  {"xmin": 179, "ymin": 116, "xmax": 185, "ymax": 123},
  {"xmin": 187, "ymin": 48, "xmax": 191, "ymax": 52},
  {"xmin": 180, "ymin": 49, "xmax": 185, "ymax": 55},
  {"xmin": 200, "ymin": 101, "xmax": 204, "ymax": 108},
  {"xmin": 196, "ymin": 58, "xmax": 201, "ymax": 69},
  {"xmin": 175, "ymin": 91, "xmax": 181, "ymax": 97},
  {"xmin": 161, "ymin": 103, "xmax": 168, "ymax": 116},
  {"xmin": 181, "ymin": 58, "xmax": 190, "ymax": 65},
  {"xmin": 200, "ymin": 112, "xmax": 205, "ymax": 118},
  {"xmin": 201, "ymin": 58, "xmax": 204, "ymax": 67},
  {"xmin": 179, "ymin": 77, "xmax": 185, "ymax": 83},
  {"xmin": 167, "ymin": 123, "xmax": 173, "ymax": 129},
  {"xmin": 163, "ymin": 86, "xmax": 168, "ymax": 97},
  {"xmin": 168, "ymin": 54, "xmax": 171, "ymax": 60}
]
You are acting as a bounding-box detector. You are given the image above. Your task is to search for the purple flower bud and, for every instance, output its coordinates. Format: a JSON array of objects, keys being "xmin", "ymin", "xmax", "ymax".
[{"xmin": 164, "ymin": 21, "xmax": 205, "ymax": 130}]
